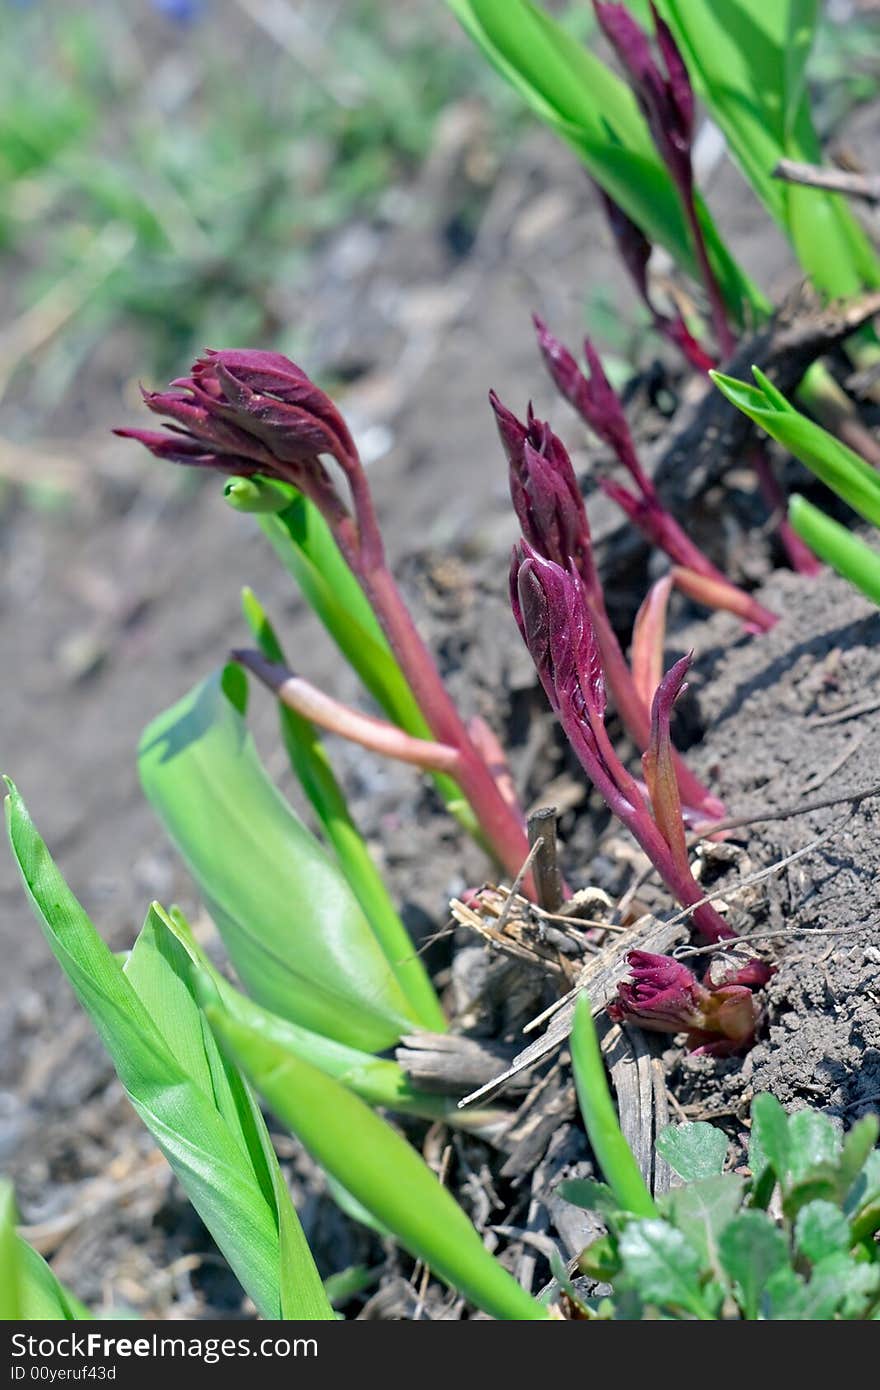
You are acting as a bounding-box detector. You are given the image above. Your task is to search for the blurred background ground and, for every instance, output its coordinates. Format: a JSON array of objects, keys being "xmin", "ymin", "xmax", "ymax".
[{"xmin": 1, "ymin": 0, "xmax": 879, "ymax": 1316}]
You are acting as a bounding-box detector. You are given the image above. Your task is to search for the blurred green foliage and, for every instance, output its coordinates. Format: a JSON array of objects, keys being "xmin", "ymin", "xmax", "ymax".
[{"xmin": 0, "ymin": 0, "xmax": 518, "ymax": 404}]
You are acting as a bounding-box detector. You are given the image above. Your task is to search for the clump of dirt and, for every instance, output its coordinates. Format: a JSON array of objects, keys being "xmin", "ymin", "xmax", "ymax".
[{"xmin": 671, "ymin": 567, "xmax": 880, "ymax": 1123}]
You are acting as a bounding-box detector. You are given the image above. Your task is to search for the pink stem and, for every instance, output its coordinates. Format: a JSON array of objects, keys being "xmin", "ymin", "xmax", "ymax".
[
  {"xmin": 235, "ymin": 650, "xmax": 463, "ymax": 773},
  {"xmin": 601, "ymin": 479, "xmax": 778, "ymax": 633},
  {"xmin": 749, "ymin": 445, "xmax": 821, "ymax": 576},
  {"xmin": 467, "ymin": 715, "xmax": 520, "ymax": 812},
  {"xmin": 362, "ymin": 564, "xmax": 533, "ymax": 888},
  {"xmin": 271, "ymin": 461, "xmax": 534, "ymax": 888},
  {"xmin": 671, "ymin": 567, "xmax": 778, "ymax": 632}
]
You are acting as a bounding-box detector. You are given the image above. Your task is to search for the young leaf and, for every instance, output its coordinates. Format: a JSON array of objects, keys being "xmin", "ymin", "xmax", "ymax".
[
  {"xmin": 570, "ymin": 996, "xmax": 657, "ymax": 1218},
  {"xmin": 769, "ymin": 1253, "xmax": 880, "ymax": 1320},
  {"xmin": 138, "ymin": 665, "xmax": 417, "ymax": 1050},
  {"xmin": 4, "ymin": 783, "xmax": 332, "ymax": 1321},
  {"xmin": 206, "ymin": 1006, "xmax": 550, "ymax": 1321},
  {"xmin": 717, "ymin": 1209, "xmax": 789, "ymax": 1319},
  {"xmin": 656, "ymin": 1121, "xmax": 729, "ymax": 1182},
  {"xmin": 165, "ymin": 909, "xmax": 478, "ymax": 1126},
  {"xmin": 712, "ymin": 369, "xmax": 880, "ymax": 530},
  {"xmin": 838, "ymin": 1115, "xmax": 880, "ymax": 1201},
  {"xmin": 240, "ymin": 587, "xmax": 445, "ymax": 1031},
  {"xmin": 794, "ymin": 1200, "xmax": 851, "ymax": 1264},
  {"xmin": 14, "ymin": 1239, "xmax": 91, "ymax": 1321},
  {"xmin": 787, "ymin": 1108, "xmax": 841, "ymax": 1184},
  {"xmin": 850, "ymin": 1152, "xmax": 880, "ymax": 1244},
  {"xmin": 556, "ymin": 1178, "xmax": 621, "ymax": 1221},
  {"xmin": 0, "ymin": 1183, "xmax": 22, "ymax": 1320},
  {"xmin": 577, "ymin": 1234, "xmax": 623, "ymax": 1283},
  {"xmin": 749, "ymin": 1091, "xmax": 791, "ymax": 1185},
  {"xmin": 664, "ymin": 1175, "xmax": 745, "ymax": 1268},
  {"xmin": 618, "ymin": 1219, "xmax": 712, "ymax": 1319},
  {"xmin": 807, "ymin": 1257, "xmax": 879, "ymax": 1320}
]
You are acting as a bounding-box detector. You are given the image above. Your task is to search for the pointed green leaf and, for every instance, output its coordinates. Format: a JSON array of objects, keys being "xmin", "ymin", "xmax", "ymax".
[
  {"xmin": 712, "ymin": 368, "xmax": 880, "ymax": 530},
  {"xmin": 15, "ymin": 1240, "xmax": 91, "ymax": 1321},
  {"xmin": 570, "ymin": 997, "xmax": 657, "ymax": 1219},
  {"xmin": 138, "ymin": 666, "xmax": 417, "ymax": 1050},
  {"xmin": 206, "ymin": 1006, "xmax": 550, "ymax": 1321},
  {"xmin": 163, "ymin": 907, "xmax": 467, "ymax": 1124},
  {"xmin": 0, "ymin": 1183, "xmax": 22, "ymax": 1320},
  {"xmin": 4, "ymin": 783, "xmax": 332, "ymax": 1320},
  {"xmin": 718, "ymin": 1209, "xmax": 790, "ymax": 1319}
]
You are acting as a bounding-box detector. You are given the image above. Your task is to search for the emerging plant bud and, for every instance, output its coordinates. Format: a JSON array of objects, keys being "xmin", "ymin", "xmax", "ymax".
[
  {"xmin": 510, "ymin": 544, "xmax": 733, "ymax": 941},
  {"xmin": 608, "ymin": 949, "xmax": 765, "ymax": 1055},
  {"xmin": 492, "ymin": 392, "xmax": 600, "ymax": 602},
  {"xmin": 534, "ymin": 316, "xmax": 643, "ymax": 481},
  {"xmin": 119, "ymin": 350, "xmax": 534, "ymax": 885},
  {"xmin": 497, "ymin": 401, "xmax": 722, "ymax": 817},
  {"xmin": 593, "ymin": 2, "xmax": 736, "ymax": 359},
  {"xmin": 117, "ymin": 349, "xmax": 381, "ymax": 568},
  {"xmin": 510, "ymin": 543, "xmax": 616, "ymax": 805}
]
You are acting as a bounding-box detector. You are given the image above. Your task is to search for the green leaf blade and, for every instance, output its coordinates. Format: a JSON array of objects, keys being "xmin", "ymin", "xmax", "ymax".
[
  {"xmin": 789, "ymin": 496, "xmax": 880, "ymax": 606},
  {"xmin": 137, "ymin": 667, "xmax": 417, "ymax": 1050},
  {"xmin": 4, "ymin": 784, "xmax": 332, "ymax": 1321},
  {"xmin": 208, "ymin": 1006, "xmax": 550, "ymax": 1321},
  {"xmin": 570, "ymin": 997, "xmax": 657, "ymax": 1219},
  {"xmin": 619, "ymin": 1219, "xmax": 711, "ymax": 1319}
]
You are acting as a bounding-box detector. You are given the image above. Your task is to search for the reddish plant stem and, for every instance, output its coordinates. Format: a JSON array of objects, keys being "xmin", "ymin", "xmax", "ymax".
[
  {"xmin": 601, "ymin": 478, "xmax": 778, "ymax": 632},
  {"xmin": 749, "ymin": 444, "xmax": 821, "ymax": 575},
  {"xmin": 361, "ymin": 564, "xmax": 533, "ymax": 889},
  {"xmin": 269, "ymin": 459, "xmax": 534, "ymax": 887},
  {"xmin": 670, "ymin": 566, "xmax": 776, "ymax": 631},
  {"xmin": 675, "ymin": 170, "xmax": 828, "ymax": 580},
  {"xmin": 680, "ymin": 194, "xmax": 737, "ymax": 360},
  {"xmin": 233, "ymin": 650, "xmax": 464, "ymax": 773}
]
